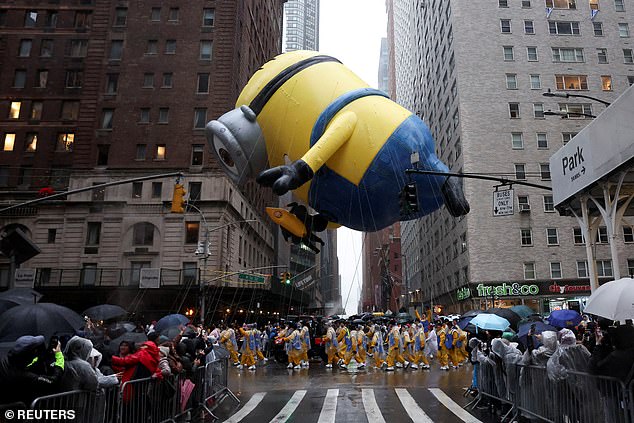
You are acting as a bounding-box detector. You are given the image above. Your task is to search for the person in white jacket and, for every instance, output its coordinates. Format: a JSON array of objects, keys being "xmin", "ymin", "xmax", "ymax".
[{"xmin": 425, "ymin": 326, "xmax": 438, "ymax": 360}]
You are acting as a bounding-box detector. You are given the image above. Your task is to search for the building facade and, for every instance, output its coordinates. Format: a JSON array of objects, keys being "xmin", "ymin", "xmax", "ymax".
[
  {"xmin": 393, "ymin": 0, "xmax": 634, "ymax": 314},
  {"xmin": 283, "ymin": 0, "xmax": 319, "ymax": 52},
  {"xmin": 0, "ymin": 0, "xmax": 306, "ymax": 322}
]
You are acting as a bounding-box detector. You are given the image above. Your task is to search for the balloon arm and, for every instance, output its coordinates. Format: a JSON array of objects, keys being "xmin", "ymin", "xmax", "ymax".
[{"xmin": 301, "ymin": 111, "xmax": 358, "ymax": 173}]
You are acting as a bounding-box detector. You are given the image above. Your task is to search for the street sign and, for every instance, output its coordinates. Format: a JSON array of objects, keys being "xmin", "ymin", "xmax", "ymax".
[
  {"xmin": 139, "ymin": 268, "xmax": 161, "ymax": 289},
  {"xmin": 238, "ymin": 273, "xmax": 265, "ymax": 283},
  {"xmin": 14, "ymin": 269, "xmax": 35, "ymax": 288},
  {"xmin": 492, "ymin": 189, "xmax": 514, "ymax": 216}
]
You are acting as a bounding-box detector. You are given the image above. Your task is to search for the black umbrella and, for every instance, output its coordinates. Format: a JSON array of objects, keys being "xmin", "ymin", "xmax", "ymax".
[
  {"xmin": 461, "ymin": 309, "xmax": 484, "ymax": 319},
  {"xmin": 106, "ymin": 321, "xmax": 138, "ymax": 339},
  {"xmin": 154, "ymin": 314, "xmax": 190, "ymax": 333},
  {"xmin": 83, "ymin": 304, "xmax": 127, "ymax": 321},
  {"xmin": 486, "ymin": 307, "xmax": 522, "ymax": 330},
  {"xmin": 0, "ymin": 288, "xmax": 42, "ymax": 304},
  {"xmin": 102, "ymin": 332, "xmax": 148, "ymax": 355},
  {"xmin": 0, "ymin": 303, "xmax": 85, "ymax": 342}
]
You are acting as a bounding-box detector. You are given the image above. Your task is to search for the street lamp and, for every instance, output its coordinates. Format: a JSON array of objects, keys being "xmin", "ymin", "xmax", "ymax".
[
  {"xmin": 542, "ymin": 88, "xmax": 611, "ymax": 106},
  {"xmin": 544, "ymin": 110, "xmax": 597, "ymax": 119}
]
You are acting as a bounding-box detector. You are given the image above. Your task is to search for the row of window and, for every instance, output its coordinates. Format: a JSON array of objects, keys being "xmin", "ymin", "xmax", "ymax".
[
  {"xmin": 507, "ymin": 102, "xmax": 594, "ymax": 119},
  {"xmin": 499, "ymin": 0, "xmax": 626, "ymax": 11},
  {"xmin": 2, "ymin": 132, "xmax": 74, "ymax": 152},
  {"xmin": 510, "ymin": 131, "xmax": 574, "ymax": 149},
  {"xmin": 16, "ymin": 39, "xmax": 214, "ymax": 61},
  {"xmin": 1, "ymin": 8, "xmax": 215, "ymax": 29},
  {"xmin": 513, "ymin": 163, "xmax": 552, "ymax": 180},
  {"xmin": 500, "ymin": 19, "xmax": 629, "ymax": 37},
  {"xmin": 518, "ymin": 225, "xmax": 634, "ymax": 246},
  {"xmin": 522, "ymin": 259, "xmax": 618, "ymax": 280},
  {"xmin": 502, "ymin": 45, "xmax": 634, "ymax": 64}
]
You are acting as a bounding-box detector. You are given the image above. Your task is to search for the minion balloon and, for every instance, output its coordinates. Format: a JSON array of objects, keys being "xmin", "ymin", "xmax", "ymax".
[{"xmin": 207, "ymin": 51, "xmax": 469, "ymax": 251}]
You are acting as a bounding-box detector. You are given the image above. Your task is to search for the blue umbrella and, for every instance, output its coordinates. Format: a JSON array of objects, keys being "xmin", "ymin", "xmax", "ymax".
[
  {"xmin": 517, "ymin": 321, "xmax": 556, "ymax": 348},
  {"xmin": 457, "ymin": 316, "xmax": 473, "ymax": 330},
  {"xmin": 510, "ymin": 305, "xmax": 537, "ymax": 319},
  {"xmin": 547, "ymin": 309, "xmax": 582, "ymax": 328},
  {"xmin": 470, "ymin": 313, "xmax": 511, "ymax": 331},
  {"xmin": 153, "ymin": 313, "xmax": 190, "ymax": 333}
]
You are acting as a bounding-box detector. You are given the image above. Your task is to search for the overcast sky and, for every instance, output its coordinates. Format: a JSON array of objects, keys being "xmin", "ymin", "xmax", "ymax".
[{"xmin": 318, "ymin": 1, "xmax": 388, "ymax": 315}]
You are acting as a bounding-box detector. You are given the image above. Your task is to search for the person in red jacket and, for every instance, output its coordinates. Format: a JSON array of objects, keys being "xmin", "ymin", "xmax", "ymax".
[{"xmin": 111, "ymin": 340, "xmax": 162, "ymax": 403}]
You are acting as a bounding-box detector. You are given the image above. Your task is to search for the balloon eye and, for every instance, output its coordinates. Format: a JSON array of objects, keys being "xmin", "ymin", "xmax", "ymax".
[{"xmin": 218, "ymin": 148, "xmax": 235, "ymax": 168}]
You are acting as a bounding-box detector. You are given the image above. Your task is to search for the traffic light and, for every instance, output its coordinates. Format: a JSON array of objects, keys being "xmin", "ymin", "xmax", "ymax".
[
  {"xmin": 171, "ymin": 183, "xmax": 186, "ymax": 213},
  {"xmin": 399, "ymin": 183, "xmax": 418, "ymax": 215},
  {"xmin": 280, "ymin": 272, "xmax": 292, "ymax": 285}
]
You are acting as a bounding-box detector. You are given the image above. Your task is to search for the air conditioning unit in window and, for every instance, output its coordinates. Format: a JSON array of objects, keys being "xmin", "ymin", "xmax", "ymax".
[{"xmin": 519, "ymin": 204, "xmax": 531, "ymax": 212}]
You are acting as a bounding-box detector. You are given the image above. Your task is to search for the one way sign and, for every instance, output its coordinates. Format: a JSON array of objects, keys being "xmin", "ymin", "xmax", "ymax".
[{"xmin": 493, "ymin": 189, "xmax": 514, "ymax": 216}]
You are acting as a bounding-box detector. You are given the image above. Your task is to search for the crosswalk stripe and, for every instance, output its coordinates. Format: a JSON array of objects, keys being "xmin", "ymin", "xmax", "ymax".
[
  {"xmin": 362, "ymin": 388, "xmax": 386, "ymax": 423},
  {"xmin": 268, "ymin": 390, "xmax": 307, "ymax": 423},
  {"xmin": 223, "ymin": 392, "xmax": 267, "ymax": 423},
  {"xmin": 317, "ymin": 389, "xmax": 339, "ymax": 423},
  {"xmin": 428, "ymin": 388, "xmax": 482, "ymax": 423},
  {"xmin": 395, "ymin": 388, "xmax": 434, "ymax": 423}
]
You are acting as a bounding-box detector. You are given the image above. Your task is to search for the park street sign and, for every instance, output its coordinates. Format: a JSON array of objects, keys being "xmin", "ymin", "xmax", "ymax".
[
  {"xmin": 238, "ymin": 273, "xmax": 265, "ymax": 284},
  {"xmin": 492, "ymin": 189, "xmax": 514, "ymax": 216}
]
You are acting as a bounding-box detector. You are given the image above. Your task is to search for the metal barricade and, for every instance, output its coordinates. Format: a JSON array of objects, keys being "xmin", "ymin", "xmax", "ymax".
[
  {"xmin": 31, "ymin": 390, "xmax": 99, "ymax": 423},
  {"xmin": 118, "ymin": 377, "xmax": 177, "ymax": 423},
  {"xmin": 201, "ymin": 358, "xmax": 240, "ymax": 420}
]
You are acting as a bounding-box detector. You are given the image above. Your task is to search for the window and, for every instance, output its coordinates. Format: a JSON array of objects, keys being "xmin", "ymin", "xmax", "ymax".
[
  {"xmin": 521, "ymin": 228, "xmax": 533, "ymax": 246},
  {"xmin": 549, "ymin": 21, "xmax": 580, "ymax": 35},
  {"xmin": 30, "ymin": 102, "xmax": 42, "ymax": 120},
  {"xmin": 36, "ymin": 70, "xmax": 48, "ymax": 88},
  {"xmin": 202, "ymin": 8, "xmax": 215, "ymax": 26},
  {"xmin": 106, "ymin": 74, "xmax": 118, "ymax": 94},
  {"xmin": 546, "ymin": 0, "xmax": 577, "ymax": 8},
  {"xmin": 593, "ymin": 21, "xmax": 604, "ymax": 36},
  {"xmin": 499, "ymin": 0, "xmax": 508, "ymax": 6},
  {"xmin": 19, "ymin": 39, "xmax": 33, "ymax": 57},
  {"xmin": 534, "ymin": 103, "xmax": 545, "ymax": 118},
  {"xmin": 165, "ymin": 39, "xmax": 176, "ymax": 54},
  {"xmin": 101, "ymin": 109, "xmax": 114, "ymax": 129},
  {"xmin": 86, "ymin": 222, "xmax": 101, "ymax": 246},
  {"xmin": 527, "ymin": 47, "xmax": 538, "ymax": 61},
  {"xmin": 550, "ymin": 262, "xmax": 562, "ymax": 278},
  {"xmin": 155, "ymin": 144, "xmax": 166, "ymax": 160},
  {"xmin": 629, "ymin": 259, "xmax": 634, "ymax": 277},
  {"xmin": 183, "ymin": 262, "xmax": 197, "ymax": 284},
  {"xmin": 524, "ymin": 262, "xmax": 536, "ymax": 279},
  {"xmin": 132, "ymin": 182, "xmax": 142, "ymax": 198},
  {"xmin": 596, "ymin": 260, "xmax": 613, "ymax": 277},
  {"xmin": 162, "ymin": 73, "xmax": 173, "ymax": 88},
  {"xmin": 47, "ymin": 229, "xmax": 56, "ymax": 244},
  {"xmin": 200, "ymin": 40, "xmax": 212, "ymax": 59},
  {"xmin": 24, "ymin": 11, "xmax": 38, "ymax": 27},
  {"xmin": 537, "ymin": 133, "xmax": 548, "ymax": 148},
  {"xmin": 57, "ymin": 133, "xmax": 74, "ymax": 152},
  {"xmin": 151, "ymin": 182, "xmax": 162, "ymax": 198},
  {"xmin": 61, "ymin": 101, "xmax": 80, "ymax": 120},
  {"xmin": 14, "ymin": 70, "xmax": 26, "ymax": 88},
  {"xmin": 597, "ymin": 48, "xmax": 608, "ymax": 63},
  {"xmin": 624, "ymin": 49, "xmax": 634, "ymax": 63},
  {"xmin": 17, "ymin": 166, "xmax": 31, "ymax": 186},
  {"xmin": 146, "ymin": 40, "xmax": 158, "ymax": 55},
  {"xmin": 74, "ymin": 11, "xmax": 91, "ymax": 28},
  {"xmin": 97, "ymin": 144, "xmax": 109, "ymax": 166},
  {"xmin": 501, "ymin": 19, "xmax": 511, "ymax": 33},
  {"xmin": 158, "ymin": 108, "xmax": 169, "ymax": 123},
  {"xmin": 133, "ymin": 223, "xmax": 154, "ymax": 245},
  {"xmin": 191, "ymin": 145, "xmax": 204, "ymax": 166},
  {"xmin": 525, "ymin": 20, "xmax": 535, "ymax": 34},
  {"xmin": 130, "ymin": 262, "xmax": 151, "ymax": 286},
  {"xmin": 556, "ymin": 75, "xmax": 588, "ymax": 90},
  {"xmin": 523, "ymin": 0, "xmax": 532, "ymax": 6},
  {"xmin": 547, "ymin": 228, "xmax": 559, "ymax": 245},
  {"xmin": 40, "ymin": 39, "xmax": 53, "ymax": 57},
  {"xmin": 188, "ymin": 182, "xmax": 202, "ymax": 201},
  {"xmin": 590, "ymin": 0, "xmax": 600, "ymax": 9},
  {"xmin": 114, "ymin": 7, "xmax": 127, "ymax": 26},
  {"xmin": 577, "ymin": 260, "xmax": 589, "ymax": 277},
  {"xmin": 619, "ymin": 23, "xmax": 630, "ymax": 37},
  {"xmin": 139, "ymin": 108, "xmax": 150, "ymax": 123},
  {"xmin": 109, "ymin": 40, "xmax": 123, "ymax": 60},
  {"xmin": 623, "ymin": 226, "xmax": 634, "ymax": 243},
  {"xmin": 506, "ymin": 74, "xmax": 518, "ymax": 89},
  {"xmin": 503, "ymin": 46, "xmax": 514, "ymax": 60},
  {"xmin": 515, "ymin": 163, "xmax": 526, "ymax": 180},
  {"xmin": 194, "ymin": 109, "xmax": 207, "ymax": 129},
  {"xmin": 136, "ymin": 144, "xmax": 146, "ymax": 160},
  {"xmin": 598, "ymin": 226, "xmax": 609, "ymax": 243},
  {"xmin": 544, "ymin": 195, "xmax": 555, "ymax": 212},
  {"xmin": 540, "ymin": 163, "xmax": 551, "ymax": 180},
  {"xmin": 615, "ymin": 0, "xmax": 626, "ymax": 11},
  {"xmin": 573, "ymin": 227, "xmax": 585, "ymax": 244},
  {"xmin": 602, "ymin": 75, "xmax": 612, "ymax": 91},
  {"xmin": 168, "ymin": 7, "xmax": 179, "ymax": 22},
  {"xmin": 3, "ymin": 134, "xmax": 15, "ymax": 152},
  {"xmin": 518, "ymin": 195, "xmax": 530, "ymax": 209},
  {"xmin": 151, "ymin": 7, "xmax": 161, "ymax": 21},
  {"xmin": 512, "ymin": 133, "xmax": 524, "ymax": 149},
  {"xmin": 143, "ymin": 73, "xmax": 154, "ymax": 88},
  {"xmin": 509, "ymin": 103, "xmax": 520, "ymax": 118},
  {"xmin": 9, "ymin": 102, "xmax": 21, "ymax": 119},
  {"xmin": 197, "ymin": 73, "xmax": 210, "ymax": 93},
  {"xmin": 185, "ymin": 222, "xmax": 200, "ymax": 244},
  {"xmin": 552, "ymin": 47, "xmax": 584, "ymax": 62},
  {"xmin": 0, "ymin": 11, "xmax": 5, "ymax": 27},
  {"xmin": 629, "ymin": 76, "xmax": 634, "ymax": 86},
  {"xmin": 69, "ymin": 39, "xmax": 88, "ymax": 57}
]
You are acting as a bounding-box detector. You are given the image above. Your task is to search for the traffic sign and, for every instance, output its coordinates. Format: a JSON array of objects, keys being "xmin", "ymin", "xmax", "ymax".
[
  {"xmin": 493, "ymin": 189, "xmax": 514, "ymax": 216},
  {"xmin": 238, "ymin": 273, "xmax": 265, "ymax": 283}
]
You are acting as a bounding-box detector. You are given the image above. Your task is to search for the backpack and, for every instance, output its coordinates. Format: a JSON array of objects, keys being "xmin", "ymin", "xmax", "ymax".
[{"xmin": 445, "ymin": 332, "xmax": 454, "ymax": 349}]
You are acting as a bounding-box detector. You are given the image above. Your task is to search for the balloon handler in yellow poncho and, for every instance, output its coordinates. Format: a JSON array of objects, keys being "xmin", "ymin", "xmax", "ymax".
[{"xmin": 207, "ymin": 51, "xmax": 469, "ymax": 249}]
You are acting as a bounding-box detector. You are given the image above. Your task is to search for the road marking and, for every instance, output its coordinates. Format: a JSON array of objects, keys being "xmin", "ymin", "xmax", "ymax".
[
  {"xmin": 317, "ymin": 389, "xmax": 339, "ymax": 423},
  {"xmin": 395, "ymin": 388, "xmax": 434, "ymax": 423},
  {"xmin": 429, "ymin": 388, "xmax": 483, "ymax": 423},
  {"xmin": 362, "ymin": 389, "xmax": 386, "ymax": 423},
  {"xmin": 269, "ymin": 390, "xmax": 307, "ymax": 423},
  {"xmin": 223, "ymin": 392, "xmax": 266, "ymax": 423}
]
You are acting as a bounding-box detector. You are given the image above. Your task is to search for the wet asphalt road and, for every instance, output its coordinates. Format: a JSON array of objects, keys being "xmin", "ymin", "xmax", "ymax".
[{"xmin": 213, "ymin": 360, "xmax": 499, "ymax": 423}]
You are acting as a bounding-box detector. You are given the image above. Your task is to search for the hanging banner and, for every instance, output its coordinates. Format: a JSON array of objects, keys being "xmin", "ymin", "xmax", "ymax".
[
  {"xmin": 546, "ymin": 7, "xmax": 553, "ymax": 18},
  {"xmin": 591, "ymin": 9, "xmax": 599, "ymax": 20},
  {"xmin": 139, "ymin": 268, "xmax": 161, "ymax": 289}
]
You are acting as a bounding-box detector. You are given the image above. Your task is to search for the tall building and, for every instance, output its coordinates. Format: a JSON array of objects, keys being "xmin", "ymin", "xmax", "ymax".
[
  {"xmin": 393, "ymin": 0, "xmax": 634, "ymax": 314},
  {"xmin": 0, "ymin": 1, "xmax": 306, "ymax": 322},
  {"xmin": 283, "ymin": 0, "xmax": 320, "ymax": 52}
]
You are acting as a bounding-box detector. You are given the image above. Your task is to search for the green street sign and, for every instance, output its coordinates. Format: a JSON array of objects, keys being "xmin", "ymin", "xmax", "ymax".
[{"xmin": 238, "ymin": 273, "xmax": 265, "ymax": 283}]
